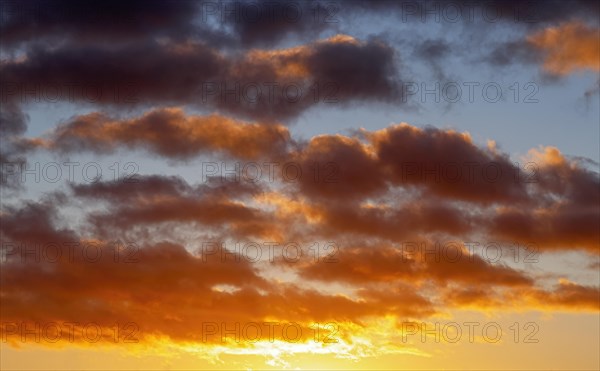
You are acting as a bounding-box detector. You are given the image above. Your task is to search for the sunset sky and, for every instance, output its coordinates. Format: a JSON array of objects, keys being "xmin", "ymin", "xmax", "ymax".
[{"xmin": 1, "ymin": 1, "xmax": 599, "ymax": 370}]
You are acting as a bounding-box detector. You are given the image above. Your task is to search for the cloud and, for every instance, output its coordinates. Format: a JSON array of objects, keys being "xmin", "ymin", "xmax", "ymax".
[
  {"xmin": 3, "ymin": 0, "xmax": 599, "ymax": 50},
  {"xmin": 290, "ymin": 123, "xmax": 529, "ymax": 205},
  {"xmin": 1, "ymin": 0, "xmax": 599, "ymax": 362},
  {"xmin": 23, "ymin": 111, "xmax": 600, "ymax": 253},
  {"xmin": 2, "ymin": 198, "xmax": 593, "ymax": 349},
  {"xmin": 527, "ymin": 22, "xmax": 600, "ymax": 75},
  {"xmin": 295, "ymin": 242, "xmax": 534, "ymax": 288},
  {"xmin": 488, "ymin": 146, "xmax": 600, "ymax": 253},
  {"xmin": 1, "ymin": 35, "xmax": 402, "ymax": 123},
  {"xmin": 33, "ymin": 107, "xmax": 290, "ymax": 160},
  {"xmin": 444, "ymin": 280, "xmax": 600, "ymax": 312},
  {"xmin": 0, "ymin": 0, "xmax": 200, "ymax": 47},
  {"xmin": 0, "ymin": 200, "xmax": 437, "ymax": 346},
  {"xmin": 69, "ymin": 175, "xmax": 277, "ymax": 240},
  {"xmin": 0, "ymin": 101, "xmax": 29, "ymax": 189}
]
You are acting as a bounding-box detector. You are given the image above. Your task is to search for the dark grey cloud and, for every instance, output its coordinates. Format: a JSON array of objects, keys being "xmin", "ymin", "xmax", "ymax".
[
  {"xmin": 0, "ymin": 101, "xmax": 28, "ymax": 189},
  {"xmin": 0, "ymin": 0, "xmax": 199, "ymax": 47},
  {"xmin": 1, "ymin": 37, "xmax": 403, "ymax": 122}
]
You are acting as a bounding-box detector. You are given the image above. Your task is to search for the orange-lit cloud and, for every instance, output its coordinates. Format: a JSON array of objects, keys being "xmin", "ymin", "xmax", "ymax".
[
  {"xmin": 32, "ymin": 108, "xmax": 290, "ymax": 160},
  {"xmin": 528, "ymin": 22, "xmax": 600, "ymax": 75},
  {"xmin": 2, "ymin": 1, "xmax": 600, "ymax": 368},
  {"xmin": 24, "ymin": 111, "xmax": 600, "ymax": 253}
]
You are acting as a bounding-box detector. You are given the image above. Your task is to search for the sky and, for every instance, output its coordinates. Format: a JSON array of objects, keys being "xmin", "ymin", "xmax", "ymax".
[{"xmin": 0, "ymin": 0, "xmax": 599, "ymax": 370}]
